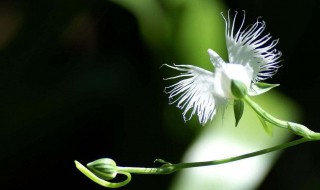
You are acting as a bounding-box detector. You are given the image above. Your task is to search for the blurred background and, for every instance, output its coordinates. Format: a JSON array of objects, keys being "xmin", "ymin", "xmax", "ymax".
[{"xmin": 1, "ymin": 0, "xmax": 320, "ymax": 189}]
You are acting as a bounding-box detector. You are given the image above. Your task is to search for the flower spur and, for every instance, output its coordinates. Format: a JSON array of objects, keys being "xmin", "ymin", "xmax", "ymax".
[{"xmin": 163, "ymin": 11, "xmax": 282, "ymax": 125}]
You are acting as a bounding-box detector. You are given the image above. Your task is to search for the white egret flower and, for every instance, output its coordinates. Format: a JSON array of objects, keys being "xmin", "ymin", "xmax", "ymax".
[{"xmin": 163, "ymin": 11, "xmax": 281, "ymax": 125}]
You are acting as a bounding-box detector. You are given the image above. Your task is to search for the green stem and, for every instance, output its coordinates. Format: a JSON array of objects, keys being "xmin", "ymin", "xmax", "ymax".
[
  {"xmin": 117, "ymin": 137, "xmax": 309, "ymax": 175},
  {"xmin": 242, "ymin": 95, "xmax": 320, "ymax": 140},
  {"xmin": 243, "ymin": 95, "xmax": 288, "ymax": 128},
  {"xmin": 76, "ymin": 94, "xmax": 320, "ymax": 188},
  {"xmin": 76, "ymin": 138, "xmax": 310, "ymax": 188},
  {"xmin": 310, "ymin": 133, "xmax": 320, "ymax": 140}
]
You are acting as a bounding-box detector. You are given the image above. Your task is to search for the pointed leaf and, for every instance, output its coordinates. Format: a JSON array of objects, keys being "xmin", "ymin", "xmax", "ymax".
[
  {"xmin": 256, "ymin": 82, "xmax": 279, "ymax": 88},
  {"xmin": 257, "ymin": 115, "xmax": 273, "ymax": 136},
  {"xmin": 249, "ymin": 82, "xmax": 279, "ymax": 96},
  {"xmin": 233, "ymin": 99, "xmax": 244, "ymax": 127}
]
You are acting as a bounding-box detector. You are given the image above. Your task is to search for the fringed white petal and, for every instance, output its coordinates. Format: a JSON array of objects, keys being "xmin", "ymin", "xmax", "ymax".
[
  {"xmin": 163, "ymin": 64, "xmax": 226, "ymax": 125},
  {"xmin": 223, "ymin": 10, "xmax": 281, "ymax": 82}
]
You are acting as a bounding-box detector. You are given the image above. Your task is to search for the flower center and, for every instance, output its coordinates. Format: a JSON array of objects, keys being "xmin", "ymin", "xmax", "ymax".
[{"xmin": 214, "ymin": 63, "xmax": 253, "ymax": 99}]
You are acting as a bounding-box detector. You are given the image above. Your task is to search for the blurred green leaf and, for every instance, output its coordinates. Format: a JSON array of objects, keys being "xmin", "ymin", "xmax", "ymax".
[
  {"xmin": 110, "ymin": 0, "xmax": 169, "ymax": 51},
  {"xmin": 110, "ymin": 0, "xmax": 227, "ymax": 67},
  {"xmin": 167, "ymin": 0, "xmax": 226, "ymax": 69}
]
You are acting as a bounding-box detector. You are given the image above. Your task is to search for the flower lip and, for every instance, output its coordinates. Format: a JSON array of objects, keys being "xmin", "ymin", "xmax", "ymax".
[{"xmin": 212, "ymin": 61, "xmax": 253, "ymax": 99}]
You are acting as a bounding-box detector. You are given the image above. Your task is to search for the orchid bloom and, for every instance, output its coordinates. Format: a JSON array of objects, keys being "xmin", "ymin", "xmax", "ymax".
[{"xmin": 164, "ymin": 11, "xmax": 281, "ymax": 125}]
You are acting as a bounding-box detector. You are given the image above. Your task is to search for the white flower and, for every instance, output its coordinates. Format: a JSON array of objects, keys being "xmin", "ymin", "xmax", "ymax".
[{"xmin": 163, "ymin": 11, "xmax": 281, "ymax": 125}]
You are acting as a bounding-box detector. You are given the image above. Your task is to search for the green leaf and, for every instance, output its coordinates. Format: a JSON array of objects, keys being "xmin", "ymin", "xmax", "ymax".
[
  {"xmin": 249, "ymin": 82, "xmax": 279, "ymax": 96},
  {"xmin": 233, "ymin": 99, "xmax": 244, "ymax": 127},
  {"xmin": 257, "ymin": 115, "xmax": 273, "ymax": 136},
  {"xmin": 256, "ymin": 82, "xmax": 279, "ymax": 89}
]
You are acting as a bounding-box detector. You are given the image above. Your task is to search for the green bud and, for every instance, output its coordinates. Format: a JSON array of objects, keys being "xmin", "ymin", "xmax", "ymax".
[
  {"xmin": 231, "ymin": 80, "xmax": 247, "ymax": 99},
  {"xmin": 87, "ymin": 158, "xmax": 118, "ymax": 180}
]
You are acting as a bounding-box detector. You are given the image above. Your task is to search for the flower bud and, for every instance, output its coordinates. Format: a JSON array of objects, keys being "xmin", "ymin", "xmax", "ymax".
[
  {"xmin": 288, "ymin": 122, "xmax": 314, "ymax": 139},
  {"xmin": 231, "ymin": 80, "xmax": 247, "ymax": 99},
  {"xmin": 87, "ymin": 158, "xmax": 118, "ymax": 180}
]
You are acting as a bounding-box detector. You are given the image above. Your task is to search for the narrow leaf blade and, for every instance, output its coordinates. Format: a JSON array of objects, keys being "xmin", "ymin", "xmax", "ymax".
[{"xmin": 233, "ymin": 99, "xmax": 244, "ymax": 127}]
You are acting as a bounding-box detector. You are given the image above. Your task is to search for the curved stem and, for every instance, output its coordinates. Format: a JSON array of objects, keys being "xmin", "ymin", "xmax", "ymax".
[{"xmin": 242, "ymin": 95, "xmax": 320, "ymax": 139}]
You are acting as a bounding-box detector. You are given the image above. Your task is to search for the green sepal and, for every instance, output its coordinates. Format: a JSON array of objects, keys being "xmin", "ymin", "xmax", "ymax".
[
  {"xmin": 257, "ymin": 115, "xmax": 273, "ymax": 136},
  {"xmin": 249, "ymin": 82, "xmax": 280, "ymax": 96},
  {"xmin": 233, "ymin": 99, "xmax": 244, "ymax": 127}
]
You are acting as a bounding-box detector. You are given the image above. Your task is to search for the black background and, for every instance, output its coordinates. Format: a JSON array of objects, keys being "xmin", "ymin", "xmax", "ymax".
[{"xmin": 0, "ymin": 0, "xmax": 320, "ymax": 189}]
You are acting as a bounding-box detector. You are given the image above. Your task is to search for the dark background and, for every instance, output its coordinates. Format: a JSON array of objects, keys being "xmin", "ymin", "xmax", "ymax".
[{"xmin": 0, "ymin": 0, "xmax": 320, "ymax": 189}]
